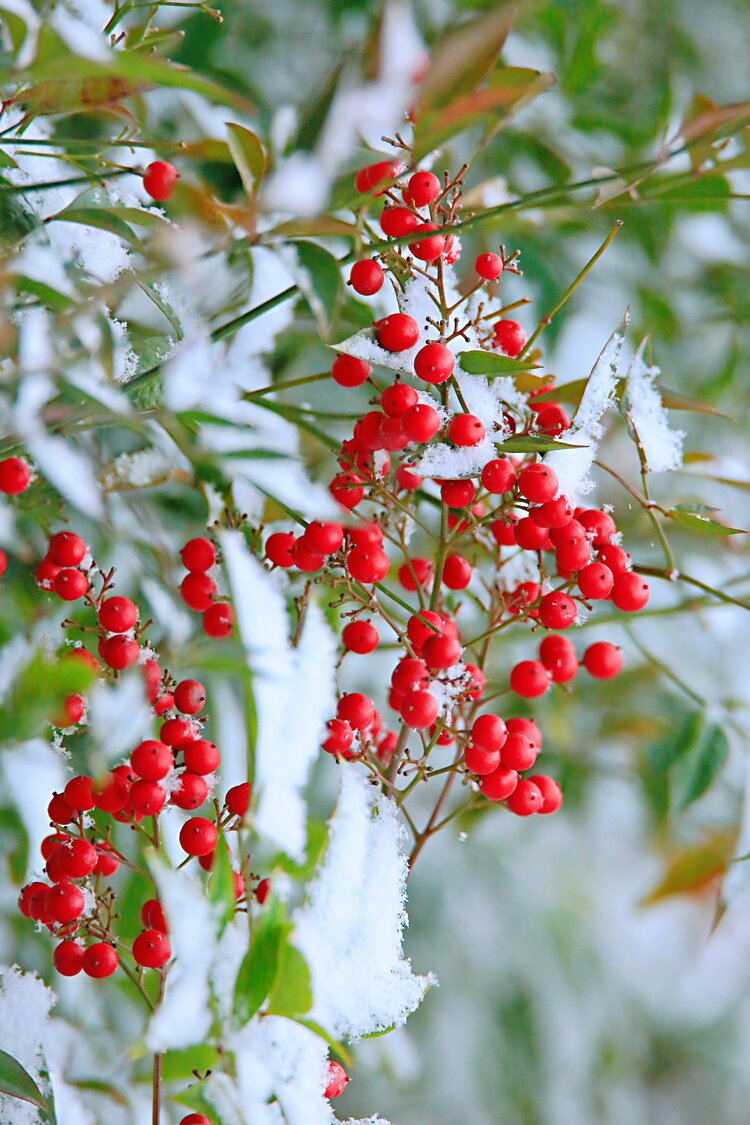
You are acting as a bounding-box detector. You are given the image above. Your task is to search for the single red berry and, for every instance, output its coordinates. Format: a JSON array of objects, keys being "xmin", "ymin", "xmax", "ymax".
[
  {"xmin": 330, "ymin": 472, "xmax": 364, "ymax": 509},
  {"xmin": 143, "ymin": 160, "xmax": 178, "ymax": 201},
  {"xmin": 178, "ymin": 1116, "xmax": 210, "ymax": 1125},
  {"xmin": 531, "ymin": 496, "xmax": 574, "ymax": 529},
  {"xmin": 471, "ymin": 714, "xmax": 508, "ymax": 752},
  {"xmin": 493, "ymin": 319, "xmax": 526, "ymax": 357},
  {"xmin": 64, "ymin": 775, "xmax": 95, "ymax": 812},
  {"xmin": 408, "ymin": 222, "xmax": 445, "ymax": 260},
  {"xmin": 490, "ymin": 516, "xmax": 518, "ymax": 546},
  {"xmin": 342, "ymin": 619, "xmax": 379, "ymax": 654},
  {"xmin": 179, "ymin": 816, "xmax": 218, "ymax": 856},
  {"xmin": 400, "ymin": 690, "xmax": 439, "ymax": 729},
  {"xmin": 402, "ymin": 403, "xmax": 440, "ymax": 443},
  {"xmin": 583, "ymin": 641, "xmax": 623, "ymax": 679},
  {"xmin": 535, "ymin": 404, "xmax": 571, "ymax": 436},
  {"xmin": 381, "ymin": 206, "xmax": 421, "ymax": 238},
  {"xmin": 141, "ymin": 899, "xmax": 168, "ymax": 933},
  {"xmin": 440, "ymin": 479, "xmax": 476, "ymax": 508},
  {"xmin": 324, "ymin": 1059, "xmax": 350, "ymax": 1100},
  {"xmin": 180, "ymin": 573, "xmax": 217, "ymax": 612},
  {"xmin": 35, "ymin": 558, "xmax": 61, "ymax": 590},
  {"xmin": 611, "ymin": 572, "xmax": 649, "ymax": 612},
  {"xmin": 538, "ymin": 634, "xmax": 578, "ymax": 683},
  {"xmin": 92, "ymin": 771, "xmax": 131, "ymax": 813},
  {"xmin": 160, "ymin": 717, "xmax": 194, "ymax": 745},
  {"xmin": 225, "ymin": 782, "xmax": 251, "ymax": 818},
  {"xmin": 203, "ymin": 602, "xmax": 234, "ymax": 638},
  {"xmin": 354, "ymin": 159, "xmax": 401, "ymax": 194},
  {"xmin": 265, "ymin": 532, "xmax": 296, "ymax": 568},
  {"xmin": 322, "ymin": 718, "xmax": 355, "ymax": 757},
  {"xmin": 53, "ymin": 940, "xmax": 84, "ymax": 977},
  {"xmin": 48, "ymin": 531, "xmax": 86, "ymax": 567},
  {"xmin": 528, "ymin": 774, "xmax": 563, "ymax": 814},
  {"xmin": 479, "ymin": 766, "xmax": 519, "ymax": 801},
  {"xmin": 392, "ymin": 657, "xmax": 430, "ymax": 694},
  {"xmin": 174, "ymin": 680, "xmax": 206, "ymax": 715},
  {"xmin": 538, "ymin": 591, "xmax": 577, "ymax": 630},
  {"xmin": 346, "ymin": 546, "xmax": 390, "ymax": 584},
  {"xmin": 500, "ymin": 733, "xmax": 538, "ymax": 771},
  {"xmin": 255, "ymin": 877, "xmax": 271, "ymax": 904},
  {"xmin": 405, "ymin": 610, "xmax": 442, "ymax": 653},
  {"xmin": 448, "ymin": 414, "xmax": 485, "ymax": 447},
  {"xmin": 304, "ymin": 521, "xmax": 344, "ymax": 555},
  {"xmin": 18, "ymin": 882, "xmax": 49, "ymax": 918},
  {"xmin": 597, "ymin": 543, "xmax": 631, "ymax": 574},
  {"xmin": 550, "ymin": 519, "xmax": 586, "ymax": 548},
  {"xmin": 131, "ymin": 740, "xmax": 174, "ymax": 782},
  {"xmin": 510, "ymin": 660, "xmax": 550, "ymax": 698},
  {"xmin": 514, "ymin": 517, "xmax": 550, "ymax": 551},
  {"xmin": 442, "ymin": 553, "xmax": 472, "ymax": 590},
  {"xmin": 48, "ymin": 792, "xmax": 74, "ymax": 824},
  {"xmin": 347, "ymin": 522, "xmax": 383, "ymax": 549},
  {"xmin": 51, "ymin": 693, "xmax": 85, "ymax": 728},
  {"xmin": 475, "ymin": 252, "xmax": 503, "ymax": 280},
  {"xmin": 337, "ymin": 693, "xmax": 375, "ymax": 731},
  {"xmin": 506, "ymin": 779, "xmax": 543, "ymax": 816},
  {"xmin": 94, "ymin": 844, "xmax": 120, "ymax": 877},
  {"xmin": 133, "ymin": 928, "xmax": 171, "ymax": 969},
  {"xmin": 577, "ymin": 561, "xmax": 614, "ymax": 600},
  {"xmin": 54, "ymin": 568, "xmax": 88, "ymax": 601},
  {"xmin": 290, "ymin": 538, "xmax": 324, "ymax": 573},
  {"xmin": 98, "ymin": 596, "xmax": 138, "ymax": 634},
  {"xmin": 578, "ymin": 509, "xmax": 617, "ymax": 547},
  {"xmin": 180, "ymin": 537, "xmax": 216, "ymax": 572},
  {"xmin": 377, "ymin": 313, "xmax": 419, "ymax": 352},
  {"xmin": 464, "ymin": 742, "xmax": 502, "ymax": 775},
  {"xmin": 129, "ymin": 780, "xmax": 167, "ymax": 817},
  {"xmin": 518, "ymin": 463, "xmax": 558, "ymax": 504},
  {"xmin": 414, "ymin": 341, "xmax": 454, "ymax": 384},
  {"xmin": 99, "ymin": 635, "xmax": 140, "ymax": 669},
  {"xmin": 0, "ymin": 456, "xmax": 31, "ymax": 494},
  {"xmin": 422, "ymin": 632, "xmax": 461, "ymax": 670},
  {"xmin": 395, "ymin": 463, "xmax": 423, "ymax": 490},
  {"xmin": 408, "ymin": 170, "xmax": 441, "ymax": 207},
  {"xmin": 481, "ymin": 458, "xmax": 515, "ymax": 493},
  {"xmin": 58, "ymin": 838, "xmax": 98, "ymax": 878},
  {"xmin": 506, "ymin": 716, "xmax": 543, "ymax": 750},
  {"xmin": 381, "ymin": 382, "xmax": 418, "ymax": 417},
  {"xmin": 83, "ymin": 943, "xmax": 118, "ymax": 978},
  {"xmin": 47, "ymin": 883, "xmax": 85, "ymax": 924},
  {"xmin": 332, "ymin": 354, "xmax": 371, "ymax": 387},
  {"xmin": 555, "ymin": 538, "xmax": 592, "ymax": 573},
  {"xmin": 398, "ymin": 557, "xmax": 432, "ymax": 591},
  {"xmin": 352, "ymin": 410, "xmax": 385, "ymax": 452},
  {"xmin": 349, "ymin": 259, "xmax": 384, "ymax": 296},
  {"xmin": 171, "ymin": 772, "xmax": 209, "ymax": 810},
  {"xmin": 182, "ymin": 739, "xmax": 220, "ymax": 776}
]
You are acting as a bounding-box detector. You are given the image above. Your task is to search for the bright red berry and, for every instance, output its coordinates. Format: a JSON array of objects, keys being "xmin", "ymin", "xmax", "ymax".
[
  {"xmin": 479, "ymin": 766, "xmax": 519, "ymax": 801},
  {"xmin": 179, "ymin": 1114, "xmax": 210, "ymax": 1125},
  {"xmin": 180, "ymin": 537, "xmax": 216, "ymax": 572},
  {"xmin": 414, "ymin": 342, "xmax": 454, "ymax": 384},
  {"xmin": 347, "ymin": 546, "xmax": 390, "ymax": 584},
  {"xmin": 129, "ymin": 780, "xmax": 167, "ymax": 816},
  {"xmin": 408, "ymin": 170, "xmax": 441, "ymax": 207},
  {"xmin": 376, "ymin": 313, "xmax": 419, "ymax": 352},
  {"xmin": 441, "ymin": 554, "xmax": 472, "ymax": 590},
  {"xmin": 408, "ymin": 222, "xmax": 445, "ymax": 260},
  {"xmin": 98, "ymin": 596, "xmax": 138, "ymax": 633},
  {"xmin": 174, "ymin": 680, "xmax": 206, "ymax": 715},
  {"xmin": 440, "ymin": 479, "xmax": 475, "ymax": 508},
  {"xmin": 322, "ymin": 718, "xmax": 355, "ymax": 757},
  {"xmin": 265, "ymin": 532, "xmax": 296, "ymax": 568},
  {"xmin": 577, "ymin": 561, "xmax": 614, "ymax": 600},
  {"xmin": 54, "ymin": 568, "xmax": 89, "ymax": 601},
  {"xmin": 53, "ymin": 940, "xmax": 84, "ymax": 977},
  {"xmin": 578, "ymin": 509, "xmax": 617, "ymax": 547},
  {"xmin": 48, "ymin": 792, "xmax": 74, "ymax": 824},
  {"xmin": 539, "ymin": 635, "xmax": 578, "ymax": 683},
  {"xmin": 514, "ymin": 517, "xmax": 550, "ymax": 551},
  {"xmin": 131, "ymin": 740, "xmax": 173, "ymax": 782},
  {"xmin": 493, "ymin": 319, "xmax": 526, "ymax": 357},
  {"xmin": 342, "ymin": 619, "xmax": 379, "ymax": 654},
  {"xmin": 142, "ymin": 899, "xmax": 168, "ymax": 933},
  {"xmin": 133, "ymin": 928, "xmax": 171, "ymax": 969},
  {"xmin": 143, "ymin": 160, "xmax": 178, "ymax": 201},
  {"xmin": 337, "ymin": 693, "xmax": 375, "ymax": 731},
  {"xmin": 448, "ymin": 414, "xmax": 485, "ymax": 446},
  {"xmin": 180, "ymin": 573, "xmax": 217, "ymax": 612},
  {"xmin": 536, "ymin": 404, "xmax": 571, "ymax": 436},
  {"xmin": 481, "ymin": 458, "xmax": 515, "ymax": 493},
  {"xmin": 0, "ymin": 456, "xmax": 31, "ymax": 494},
  {"xmin": 290, "ymin": 538, "xmax": 324, "ymax": 573},
  {"xmin": 398, "ymin": 557, "xmax": 432, "ymax": 591},
  {"xmin": 330, "ymin": 472, "xmax": 364, "ymax": 509},
  {"xmin": 597, "ymin": 543, "xmax": 631, "ymax": 574},
  {"xmin": 400, "ymin": 690, "xmax": 439, "ymax": 729},
  {"xmin": 64, "ymin": 775, "xmax": 95, "ymax": 812},
  {"xmin": 99, "ymin": 635, "xmax": 140, "ymax": 670},
  {"xmin": 182, "ymin": 739, "xmax": 220, "ymax": 776},
  {"xmin": 583, "ymin": 641, "xmax": 623, "ymax": 679},
  {"xmin": 171, "ymin": 772, "xmax": 209, "ymax": 810},
  {"xmin": 354, "ymin": 159, "xmax": 401, "ymax": 194},
  {"xmin": 506, "ymin": 779, "xmax": 543, "ymax": 816},
  {"xmin": 538, "ymin": 591, "xmax": 577, "ymax": 630},
  {"xmin": 395, "ymin": 463, "xmax": 423, "ymax": 490},
  {"xmin": 529, "ymin": 774, "xmax": 563, "ymax": 814},
  {"xmin": 179, "ymin": 817, "xmax": 218, "ymax": 856},
  {"xmin": 83, "ymin": 943, "xmax": 118, "ymax": 978},
  {"xmin": 471, "ymin": 714, "xmax": 508, "ymax": 752},
  {"xmin": 501, "ymin": 733, "xmax": 538, "ymax": 771},
  {"xmin": 48, "ymin": 531, "xmax": 87, "ymax": 567},
  {"xmin": 35, "ymin": 558, "xmax": 61, "ymax": 590},
  {"xmin": 510, "ymin": 660, "xmax": 550, "ymax": 698},
  {"xmin": 332, "ymin": 354, "xmax": 371, "ymax": 387},
  {"xmin": 381, "ymin": 382, "xmax": 418, "ymax": 417},
  {"xmin": 518, "ymin": 463, "xmax": 558, "ymax": 504},
  {"xmin": 475, "ymin": 252, "xmax": 503, "ymax": 280},
  {"xmin": 225, "ymin": 782, "xmax": 251, "ymax": 818},
  {"xmin": 203, "ymin": 602, "xmax": 234, "ymax": 638},
  {"xmin": 464, "ymin": 742, "xmax": 502, "ymax": 775},
  {"xmin": 611, "ymin": 572, "xmax": 649, "ymax": 612},
  {"xmin": 324, "ymin": 1059, "xmax": 350, "ymax": 1099},
  {"xmin": 349, "ymin": 259, "xmax": 384, "ymax": 295},
  {"xmin": 422, "ymin": 632, "xmax": 461, "ymax": 670},
  {"xmin": 92, "ymin": 771, "xmax": 131, "ymax": 813},
  {"xmin": 304, "ymin": 521, "xmax": 344, "ymax": 555},
  {"xmin": 46, "ymin": 883, "xmax": 85, "ymax": 924},
  {"xmin": 381, "ymin": 206, "xmax": 420, "ymax": 238},
  {"xmin": 402, "ymin": 403, "xmax": 440, "ymax": 443},
  {"xmin": 59, "ymin": 838, "xmax": 98, "ymax": 878}
]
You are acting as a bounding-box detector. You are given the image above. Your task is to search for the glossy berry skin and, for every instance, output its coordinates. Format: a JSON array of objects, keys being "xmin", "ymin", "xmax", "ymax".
[
  {"xmin": 142, "ymin": 899, "xmax": 168, "ymax": 933},
  {"xmin": 161, "ymin": 718, "xmax": 194, "ymax": 746},
  {"xmin": 304, "ymin": 522, "xmax": 344, "ymax": 555},
  {"xmin": 181, "ymin": 537, "xmax": 216, "ymax": 572},
  {"xmin": 337, "ymin": 693, "xmax": 375, "ymax": 731},
  {"xmin": 349, "ymin": 259, "xmax": 384, "ymax": 295},
  {"xmin": 518, "ymin": 463, "xmax": 559, "ymax": 504},
  {"xmin": 347, "ymin": 546, "xmax": 389, "ymax": 584},
  {"xmin": 475, "ymin": 252, "xmax": 503, "ymax": 280},
  {"xmin": 539, "ymin": 635, "xmax": 578, "ymax": 683},
  {"xmin": 501, "ymin": 733, "xmax": 538, "ymax": 771},
  {"xmin": 381, "ymin": 382, "xmax": 418, "ymax": 418},
  {"xmin": 440, "ymin": 479, "xmax": 475, "ymax": 509},
  {"xmin": 129, "ymin": 780, "xmax": 167, "ymax": 817},
  {"xmin": 225, "ymin": 782, "xmax": 251, "ymax": 818},
  {"xmin": 493, "ymin": 319, "xmax": 526, "ymax": 358},
  {"xmin": 94, "ymin": 845, "xmax": 120, "ymax": 877},
  {"xmin": 48, "ymin": 793, "xmax": 74, "ymax": 824},
  {"xmin": 506, "ymin": 779, "xmax": 543, "ymax": 816},
  {"xmin": 471, "ymin": 715, "xmax": 507, "ymax": 752},
  {"xmin": 395, "ymin": 463, "xmax": 422, "ymax": 490},
  {"xmin": 131, "ymin": 740, "xmax": 173, "ymax": 782},
  {"xmin": 414, "ymin": 342, "xmax": 454, "ymax": 384},
  {"xmin": 442, "ymin": 554, "xmax": 472, "ymax": 590},
  {"xmin": 510, "ymin": 660, "xmax": 550, "ymax": 698},
  {"xmin": 54, "ymin": 568, "xmax": 89, "ymax": 601},
  {"xmin": 98, "ymin": 596, "xmax": 138, "ymax": 633},
  {"xmin": 47, "ymin": 883, "xmax": 85, "ymax": 924},
  {"xmin": 577, "ymin": 561, "xmax": 614, "ymax": 600},
  {"xmin": 597, "ymin": 543, "xmax": 631, "ymax": 574},
  {"xmin": 182, "ymin": 739, "xmax": 220, "ymax": 776},
  {"xmin": 380, "ymin": 206, "xmax": 420, "ymax": 237},
  {"xmin": 539, "ymin": 591, "xmax": 577, "ymax": 630},
  {"xmin": 531, "ymin": 496, "xmax": 574, "ymax": 529},
  {"xmin": 583, "ymin": 641, "xmax": 623, "ymax": 679},
  {"xmin": 35, "ymin": 558, "xmax": 60, "ymax": 590},
  {"xmin": 83, "ymin": 943, "xmax": 118, "ymax": 978},
  {"xmin": 408, "ymin": 170, "xmax": 441, "ymax": 207},
  {"xmin": 323, "ymin": 719, "xmax": 355, "ymax": 756},
  {"xmin": 408, "ymin": 223, "xmax": 445, "ymax": 261},
  {"xmin": 133, "ymin": 928, "xmax": 171, "ymax": 969},
  {"xmin": 171, "ymin": 772, "xmax": 209, "ymax": 811},
  {"xmin": 93, "ymin": 771, "xmax": 131, "ymax": 813},
  {"xmin": 398, "ymin": 557, "xmax": 432, "ymax": 591},
  {"xmin": 53, "ymin": 940, "xmax": 83, "ymax": 977},
  {"xmin": 324, "ymin": 1060, "xmax": 350, "ymax": 1100},
  {"xmin": 400, "ymin": 690, "xmax": 439, "ymax": 729},
  {"xmin": 506, "ymin": 716, "xmax": 543, "ymax": 750},
  {"xmin": 180, "ymin": 573, "xmax": 217, "ymax": 612},
  {"xmin": 342, "ymin": 619, "xmax": 379, "ymax": 654},
  {"xmin": 479, "ymin": 766, "xmax": 519, "ymax": 801},
  {"xmin": 402, "ymin": 403, "xmax": 440, "ymax": 443},
  {"xmin": 529, "ymin": 774, "xmax": 563, "ymax": 814},
  {"xmin": 179, "ymin": 817, "xmax": 218, "ymax": 856},
  {"xmin": 265, "ymin": 532, "xmax": 295, "ymax": 568},
  {"xmin": 348, "ymin": 522, "xmax": 384, "ymax": 549},
  {"xmin": 423, "ymin": 632, "xmax": 461, "ymax": 670},
  {"xmin": 332, "ymin": 354, "xmax": 371, "ymax": 387},
  {"xmin": 514, "ymin": 518, "xmax": 550, "ymax": 552},
  {"xmin": 448, "ymin": 414, "xmax": 485, "ymax": 446},
  {"xmin": 290, "ymin": 539, "xmax": 324, "ymax": 573},
  {"xmin": 611, "ymin": 572, "xmax": 649, "ymax": 612},
  {"xmin": 376, "ymin": 314, "xmax": 419, "ymax": 352},
  {"xmin": 578, "ymin": 509, "xmax": 617, "ymax": 546},
  {"xmin": 330, "ymin": 472, "xmax": 364, "ymax": 509},
  {"xmin": 64, "ymin": 776, "xmax": 95, "ymax": 812},
  {"xmin": 48, "ymin": 531, "xmax": 86, "ymax": 567},
  {"xmin": 0, "ymin": 456, "xmax": 31, "ymax": 494},
  {"xmin": 99, "ymin": 635, "xmax": 140, "ymax": 670},
  {"xmin": 464, "ymin": 742, "xmax": 502, "ymax": 776},
  {"xmin": 143, "ymin": 160, "xmax": 178, "ymax": 201},
  {"xmin": 481, "ymin": 458, "xmax": 515, "ymax": 494},
  {"xmin": 203, "ymin": 602, "xmax": 234, "ymax": 638},
  {"xmin": 354, "ymin": 159, "xmax": 401, "ymax": 193},
  {"xmin": 536, "ymin": 404, "xmax": 571, "ymax": 436}
]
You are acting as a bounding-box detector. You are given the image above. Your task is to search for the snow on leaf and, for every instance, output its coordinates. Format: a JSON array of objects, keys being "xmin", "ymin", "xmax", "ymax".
[
  {"xmin": 622, "ymin": 339, "xmax": 685, "ymax": 473},
  {"xmin": 0, "ymin": 967, "xmax": 55, "ymax": 1125},
  {"xmin": 87, "ymin": 672, "xmax": 154, "ymax": 764},
  {"xmin": 220, "ymin": 531, "xmax": 337, "ymax": 859},
  {"xmin": 226, "ymin": 1016, "xmax": 329, "ymax": 1125},
  {"xmin": 295, "ymin": 770, "xmax": 436, "ymax": 1041}
]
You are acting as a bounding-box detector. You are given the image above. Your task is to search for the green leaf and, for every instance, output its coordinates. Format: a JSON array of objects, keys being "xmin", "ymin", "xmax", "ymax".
[
  {"xmin": 0, "ymin": 1049, "xmax": 48, "ymax": 1112},
  {"xmin": 415, "ymin": 4, "xmax": 517, "ymax": 111},
  {"xmin": 233, "ymin": 903, "xmax": 291, "ymax": 1025},
  {"xmin": 496, "ymin": 434, "xmax": 584, "ymax": 453},
  {"xmin": 641, "ymin": 830, "xmax": 737, "ymax": 905},
  {"xmin": 285, "ymin": 241, "xmax": 343, "ymax": 340},
  {"xmin": 226, "ymin": 124, "xmax": 267, "ymax": 195},
  {"xmin": 47, "ymin": 206, "xmax": 139, "ymax": 246},
  {"xmin": 271, "ymin": 818, "xmax": 328, "ymax": 881},
  {"xmin": 266, "ymin": 944, "xmax": 313, "ymax": 1017},
  {"xmin": 291, "ymin": 1018, "xmax": 353, "ymax": 1069},
  {"xmin": 457, "ymin": 350, "xmax": 539, "ymax": 376},
  {"xmin": 667, "ymin": 509, "xmax": 745, "ymax": 536},
  {"xmin": 0, "ymin": 806, "xmax": 29, "ymax": 883},
  {"xmin": 161, "ymin": 1046, "xmax": 221, "ymax": 1083},
  {"xmin": 209, "ymin": 837, "xmax": 236, "ymax": 934},
  {"xmin": 0, "ymin": 649, "xmax": 97, "ymax": 742},
  {"xmin": 671, "ymin": 724, "xmax": 730, "ymax": 812}
]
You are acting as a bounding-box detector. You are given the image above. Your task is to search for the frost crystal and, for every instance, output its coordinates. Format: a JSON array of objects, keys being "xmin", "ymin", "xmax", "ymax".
[
  {"xmin": 295, "ymin": 770, "xmax": 435, "ymax": 1040},
  {"xmin": 623, "ymin": 340, "xmax": 684, "ymax": 473}
]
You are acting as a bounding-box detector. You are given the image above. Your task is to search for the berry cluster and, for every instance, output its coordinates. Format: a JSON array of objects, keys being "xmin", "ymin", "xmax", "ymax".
[{"xmin": 178, "ymin": 536, "xmax": 235, "ymax": 638}]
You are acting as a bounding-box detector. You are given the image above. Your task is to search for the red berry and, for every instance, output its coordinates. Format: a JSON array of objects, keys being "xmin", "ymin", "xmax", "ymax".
[
  {"xmin": 555, "ymin": 538, "xmax": 592, "ymax": 573},
  {"xmin": 180, "ymin": 537, "xmax": 216, "ymax": 572},
  {"xmin": 182, "ymin": 739, "xmax": 220, "ymax": 776},
  {"xmin": 531, "ymin": 496, "xmax": 574, "ymax": 529},
  {"xmin": 179, "ymin": 817, "xmax": 218, "ymax": 856},
  {"xmin": 611, "ymin": 571, "xmax": 649, "ymax": 612},
  {"xmin": 175, "ymin": 679, "xmax": 206, "ymax": 715},
  {"xmin": 225, "ymin": 782, "xmax": 251, "ymax": 818},
  {"xmin": 440, "ymin": 479, "xmax": 475, "ymax": 508},
  {"xmin": 475, "ymin": 252, "xmax": 503, "ymax": 280},
  {"xmin": 442, "ymin": 554, "xmax": 472, "ymax": 590},
  {"xmin": 98, "ymin": 596, "xmax": 138, "ymax": 633},
  {"xmin": 54, "ymin": 568, "xmax": 89, "ymax": 601},
  {"xmin": 255, "ymin": 877, "xmax": 271, "ymax": 904},
  {"xmin": 408, "ymin": 222, "xmax": 445, "ymax": 260},
  {"xmin": 324, "ymin": 1059, "xmax": 350, "ymax": 1100},
  {"xmin": 479, "ymin": 766, "xmax": 519, "ymax": 801},
  {"xmin": 51, "ymin": 693, "xmax": 85, "ymax": 728},
  {"xmin": 347, "ymin": 522, "xmax": 383, "ymax": 549},
  {"xmin": 143, "ymin": 160, "xmax": 178, "ymax": 201},
  {"xmin": 131, "ymin": 740, "xmax": 174, "ymax": 782},
  {"xmin": 92, "ymin": 771, "xmax": 131, "ymax": 813},
  {"xmin": 538, "ymin": 591, "xmax": 577, "ymax": 630},
  {"xmin": 160, "ymin": 717, "xmax": 194, "ymax": 746},
  {"xmin": 597, "ymin": 543, "xmax": 631, "ymax": 574},
  {"xmin": 408, "ymin": 170, "xmax": 441, "ymax": 207},
  {"xmin": 377, "ymin": 313, "xmax": 419, "ymax": 352},
  {"xmin": 47, "ymin": 883, "xmax": 85, "ymax": 924},
  {"xmin": 583, "ymin": 641, "xmax": 623, "ymax": 679},
  {"xmin": 342, "ymin": 619, "xmax": 379, "ymax": 654},
  {"xmin": 536, "ymin": 404, "xmax": 571, "ymax": 436},
  {"xmin": 322, "ymin": 718, "xmax": 355, "ymax": 757},
  {"xmin": 490, "ymin": 517, "xmax": 517, "ymax": 546},
  {"xmin": 405, "ymin": 610, "xmax": 442, "ymax": 653},
  {"xmin": 398, "ymin": 557, "xmax": 432, "ymax": 591},
  {"xmin": 18, "ymin": 881, "xmax": 50, "ymax": 918},
  {"xmin": 471, "ymin": 714, "xmax": 508, "ymax": 752},
  {"xmin": 481, "ymin": 458, "xmax": 515, "ymax": 493},
  {"xmin": 83, "ymin": 943, "xmax": 118, "ymax": 978},
  {"xmin": 48, "ymin": 792, "xmax": 74, "ymax": 824},
  {"xmin": 422, "ymin": 632, "xmax": 461, "ymax": 670},
  {"xmin": 448, "ymin": 414, "xmax": 485, "ymax": 447},
  {"xmin": 304, "ymin": 521, "xmax": 344, "ymax": 555},
  {"xmin": 330, "ymin": 472, "xmax": 364, "ymax": 509},
  {"xmin": 337, "ymin": 693, "xmax": 375, "ymax": 731},
  {"xmin": 0, "ymin": 456, "xmax": 31, "ymax": 494},
  {"xmin": 332, "ymin": 354, "xmax": 371, "ymax": 387},
  {"xmin": 506, "ymin": 716, "xmax": 543, "ymax": 749},
  {"xmin": 35, "ymin": 558, "xmax": 61, "ymax": 590},
  {"xmin": 94, "ymin": 844, "xmax": 120, "ymax": 877},
  {"xmin": 129, "ymin": 780, "xmax": 167, "ymax": 816},
  {"xmin": 133, "ymin": 928, "xmax": 171, "ymax": 969},
  {"xmin": 493, "ymin": 319, "xmax": 526, "ymax": 357},
  {"xmin": 381, "ymin": 382, "xmax": 418, "ymax": 417},
  {"xmin": 349, "ymin": 259, "xmax": 384, "ymax": 296},
  {"xmin": 354, "ymin": 159, "xmax": 401, "ymax": 194},
  {"xmin": 290, "ymin": 538, "xmax": 324, "ymax": 573},
  {"xmin": 577, "ymin": 561, "xmax": 614, "ymax": 600},
  {"xmin": 59, "ymin": 838, "xmax": 98, "ymax": 878},
  {"xmin": 179, "ymin": 1116, "xmax": 210, "ymax": 1125},
  {"xmin": 510, "ymin": 660, "xmax": 550, "ymax": 698},
  {"xmin": 414, "ymin": 342, "xmax": 454, "ymax": 384},
  {"xmin": 203, "ymin": 602, "xmax": 234, "ymax": 637},
  {"xmin": 402, "ymin": 403, "xmax": 440, "ymax": 443},
  {"xmin": 180, "ymin": 574, "xmax": 217, "ymax": 612},
  {"xmin": 501, "ymin": 732, "xmax": 538, "ymax": 771},
  {"xmin": 395, "ymin": 463, "xmax": 422, "ymax": 490},
  {"xmin": 518, "ymin": 463, "xmax": 558, "ymax": 504},
  {"xmin": 48, "ymin": 531, "xmax": 87, "ymax": 567},
  {"xmin": 539, "ymin": 635, "xmax": 578, "ymax": 683},
  {"xmin": 392, "ymin": 657, "xmax": 430, "ymax": 695},
  {"xmin": 529, "ymin": 774, "xmax": 563, "ymax": 814},
  {"xmin": 347, "ymin": 546, "xmax": 389, "ymax": 584},
  {"xmin": 578, "ymin": 509, "xmax": 617, "ymax": 547},
  {"xmin": 142, "ymin": 899, "xmax": 168, "ymax": 933},
  {"xmin": 171, "ymin": 772, "xmax": 209, "ymax": 810},
  {"xmin": 99, "ymin": 635, "xmax": 140, "ymax": 670},
  {"xmin": 514, "ymin": 517, "xmax": 550, "ymax": 551},
  {"xmin": 53, "ymin": 940, "xmax": 83, "ymax": 977},
  {"xmin": 64, "ymin": 775, "xmax": 95, "ymax": 812},
  {"xmin": 400, "ymin": 690, "xmax": 439, "ymax": 729},
  {"xmin": 506, "ymin": 779, "xmax": 543, "ymax": 816},
  {"xmin": 464, "ymin": 742, "xmax": 502, "ymax": 775},
  {"xmin": 381, "ymin": 206, "xmax": 420, "ymax": 238},
  {"xmin": 265, "ymin": 532, "xmax": 296, "ymax": 568}
]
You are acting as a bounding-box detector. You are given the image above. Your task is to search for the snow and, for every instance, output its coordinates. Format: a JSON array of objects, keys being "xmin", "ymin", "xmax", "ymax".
[
  {"xmin": 220, "ymin": 531, "xmax": 337, "ymax": 859},
  {"xmin": 0, "ymin": 966, "xmax": 55, "ymax": 1125},
  {"xmin": 295, "ymin": 770, "xmax": 435, "ymax": 1040},
  {"xmin": 623, "ymin": 340, "xmax": 684, "ymax": 473},
  {"xmin": 229, "ymin": 1017, "xmax": 330, "ymax": 1125},
  {"xmin": 1, "ymin": 740, "xmax": 68, "ymax": 871},
  {"xmin": 86, "ymin": 673, "xmax": 155, "ymax": 765}
]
